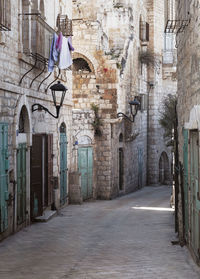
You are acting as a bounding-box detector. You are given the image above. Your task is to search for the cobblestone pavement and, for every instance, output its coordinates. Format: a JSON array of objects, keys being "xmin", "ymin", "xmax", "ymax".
[{"xmin": 0, "ymin": 186, "xmax": 200, "ymax": 279}]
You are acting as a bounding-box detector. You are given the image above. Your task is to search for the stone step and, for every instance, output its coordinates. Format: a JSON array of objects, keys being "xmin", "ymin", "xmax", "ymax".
[{"xmin": 34, "ymin": 210, "xmax": 57, "ymax": 222}]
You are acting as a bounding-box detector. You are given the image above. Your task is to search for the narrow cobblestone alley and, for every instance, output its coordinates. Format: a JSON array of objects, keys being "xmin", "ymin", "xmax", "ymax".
[{"xmin": 0, "ymin": 186, "xmax": 199, "ymax": 279}]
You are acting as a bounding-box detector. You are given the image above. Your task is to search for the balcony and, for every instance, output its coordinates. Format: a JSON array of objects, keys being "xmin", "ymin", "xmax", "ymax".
[
  {"xmin": 21, "ymin": 13, "xmax": 55, "ymax": 63},
  {"xmin": 0, "ymin": 0, "xmax": 11, "ymax": 31}
]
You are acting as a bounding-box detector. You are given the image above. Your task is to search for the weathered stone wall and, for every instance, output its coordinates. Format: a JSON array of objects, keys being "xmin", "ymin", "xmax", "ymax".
[
  {"xmin": 72, "ymin": 0, "xmax": 150, "ymax": 199},
  {"xmin": 0, "ymin": 0, "xmax": 72, "ymax": 240},
  {"xmin": 176, "ymin": 0, "xmax": 200, "ymax": 255}
]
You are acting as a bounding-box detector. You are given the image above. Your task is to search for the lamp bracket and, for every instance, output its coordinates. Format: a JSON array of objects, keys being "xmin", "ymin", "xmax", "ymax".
[{"xmin": 32, "ymin": 103, "xmax": 60, "ymax": 119}]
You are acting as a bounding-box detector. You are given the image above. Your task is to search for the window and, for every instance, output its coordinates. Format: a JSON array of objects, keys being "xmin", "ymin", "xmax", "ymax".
[
  {"xmin": 0, "ymin": 0, "xmax": 11, "ymax": 31},
  {"xmin": 139, "ymin": 20, "xmax": 149, "ymax": 42}
]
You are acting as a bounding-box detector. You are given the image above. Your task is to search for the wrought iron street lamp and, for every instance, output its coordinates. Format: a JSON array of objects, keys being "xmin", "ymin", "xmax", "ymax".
[
  {"xmin": 117, "ymin": 97, "xmax": 140, "ymax": 122},
  {"xmin": 32, "ymin": 81, "xmax": 67, "ymax": 119}
]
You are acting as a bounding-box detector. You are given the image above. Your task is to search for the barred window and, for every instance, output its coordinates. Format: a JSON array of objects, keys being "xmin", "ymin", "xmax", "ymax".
[{"xmin": 0, "ymin": 0, "xmax": 11, "ymax": 31}]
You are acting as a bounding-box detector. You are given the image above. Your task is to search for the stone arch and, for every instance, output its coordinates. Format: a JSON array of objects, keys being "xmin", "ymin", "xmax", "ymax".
[
  {"xmin": 72, "ymin": 50, "xmax": 98, "ymax": 75},
  {"xmin": 19, "ymin": 105, "xmax": 30, "ymax": 134},
  {"xmin": 159, "ymin": 152, "xmax": 170, "ymax": 185},
  {"xmin": 60, "ymin": 122, "xmax": 66, "ymax": 134},
  {"xmin": 75, "ymin": 130, "xmax": 94, "ymax": 145},
  {"xmin": 14, "ymin": 95, "xmax": 32, "ymax": 148}
]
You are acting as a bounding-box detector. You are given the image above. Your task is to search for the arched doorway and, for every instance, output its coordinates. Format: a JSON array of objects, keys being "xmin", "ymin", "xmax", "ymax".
[
  {"xmin": 78, "ymin": 136, "xmax": 93, "ymax": 200},
  {"xmin": 17, "ymin": 105, "xmax": 29, "ymax": 225},
  {"xmin": 60, "ymin": 123, "xmax": 68, "ymax": 205},
  {"xmin": 159, "ymin": 152, "xmax": 170, "ymax": 185}
]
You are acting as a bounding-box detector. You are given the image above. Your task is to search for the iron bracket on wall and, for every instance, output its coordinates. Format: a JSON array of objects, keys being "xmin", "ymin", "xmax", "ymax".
[
  {"xmin": 45, "ymin": 69, "xmax": 61, "ymax": 93},
  {"xmin": 165, "ymin": 19, "xmax": 190, "ymax": 34}
]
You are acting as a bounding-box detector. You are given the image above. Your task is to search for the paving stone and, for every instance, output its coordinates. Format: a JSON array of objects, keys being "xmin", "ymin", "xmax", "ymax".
[{"xmin": 0, "ymin": 186, "xmax": 199, "ymax": 279}]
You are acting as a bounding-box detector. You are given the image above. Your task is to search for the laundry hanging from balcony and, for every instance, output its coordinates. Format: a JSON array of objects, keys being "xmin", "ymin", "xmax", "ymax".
[{"xmin": 48, "ymin": 32, "xmax": 74, "ymax": 72}]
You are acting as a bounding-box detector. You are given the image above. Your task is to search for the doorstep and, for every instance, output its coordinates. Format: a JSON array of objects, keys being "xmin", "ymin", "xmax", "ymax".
[{"xmin": 34, "ymin": 210, "xmax": 57, "ymax": 222}]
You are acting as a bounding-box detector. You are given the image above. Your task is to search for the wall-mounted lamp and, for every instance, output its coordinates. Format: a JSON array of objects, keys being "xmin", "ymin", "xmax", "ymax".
[
  {"xmin": 32, "ymin": 81, "xmax": 67, "ymax": 119},
  {"xmin": 117, "ymin": 97, "xmax": 140, "ymax": 122}
]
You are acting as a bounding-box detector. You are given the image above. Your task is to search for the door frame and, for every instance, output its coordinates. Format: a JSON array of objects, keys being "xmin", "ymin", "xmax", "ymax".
[{"xmin": 78, "ymin": 145, "xmax": 93, "ymax": 200}]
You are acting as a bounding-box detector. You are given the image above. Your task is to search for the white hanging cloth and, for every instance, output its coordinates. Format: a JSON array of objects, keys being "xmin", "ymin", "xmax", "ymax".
[{"xmin": 59, "ymin": 37, "xmax": 72, "ymax": 70}]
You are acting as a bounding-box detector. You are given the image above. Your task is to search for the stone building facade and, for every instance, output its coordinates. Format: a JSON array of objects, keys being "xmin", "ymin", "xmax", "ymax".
[
  {"xmin": 0, "ymin": 0, "xmax": 73, "ymax": 240},
  {"xmin": 72, "ymin": 0, "xmax": 176, "ymax": 200},
  {"xmin": 175, "ymin": 0, "xmax": 200, "ymax": 264}
]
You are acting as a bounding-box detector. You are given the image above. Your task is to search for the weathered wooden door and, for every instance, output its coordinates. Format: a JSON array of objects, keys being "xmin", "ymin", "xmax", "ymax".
[
  {"xmin": 31, "ymin": 134, "xmax": 53, "ymax": 218},
  {"xmin": 17, "ymin": 143, "xmax": 26, "ymax": 225},
  {"xmin": 78, "ymin": 147, "xmax": 93, "ymax": 200},
  {"xmin": 0, "ymin": 123, "xmax": 9, "ymax": 232},
  {"xmin": 183, "ymin": 129, "xmax": 189, "ymax": 240},
  {"xmin": 60, "ymin": 132, "xmax": 67, "ymax": 205},
  {"xmin": 190, "ymin": 130, "xmax": 200, "ymax": 257},
  {"xmin": 138, "ymin": 148, "xmax": 143, "ymax": 188},
  {"xmin": 31, "ymin": 135, "xmax": 43, "ymax": 218},
  {"xmin": 119, "ymin": 148, "xmax": 124, "ymax": 191}
]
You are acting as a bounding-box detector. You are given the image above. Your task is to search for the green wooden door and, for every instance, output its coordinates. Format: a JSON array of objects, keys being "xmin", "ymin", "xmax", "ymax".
[
  {"xmin": 190, "ymin": 130, "xmax": 200, "ymax": 258},
  {"xmin": 17, "ymin": 143, "xmax": 26, "ymax": 225},
  {"xmin": 60, "ymin": 132, "xmax": 67, "ymax": 205},
  {"xmin": 183, "ymin": 129, "xmax": 189, "ymax": 240},
  {"xmin": 0, "ymin": 123, "xmax": 9, "ymax": 232},
  {"xmin": 78, "ymin": 147, "xmax": 93, "ymax": 200}
]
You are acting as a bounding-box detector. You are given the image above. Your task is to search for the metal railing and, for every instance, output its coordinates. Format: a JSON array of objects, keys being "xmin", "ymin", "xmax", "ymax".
[{"xmin": 0, "ymin": 0, "xmax": 11, "ymax": 31}]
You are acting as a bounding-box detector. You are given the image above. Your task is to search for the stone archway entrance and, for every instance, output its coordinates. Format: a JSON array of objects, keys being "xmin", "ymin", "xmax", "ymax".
[
  {"xmin": 17, "ymin": 105, "xmax": 29, "ymax": 225},
  {"xmin": 159, "ymin": 152, "xmax": 170, "ymax": 185}
]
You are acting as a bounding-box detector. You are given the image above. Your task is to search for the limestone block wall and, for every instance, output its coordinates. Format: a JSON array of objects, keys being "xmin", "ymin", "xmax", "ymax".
[
  {"xmin": 176, "ymin": 0, "xmax": 200, "ymax": 248},
  {"xmin": 0, "ymin": 0, "xmax": 72, "ymax": 240},
  {"xmin": 72, "ymin": 0, "xmax": 149, "ymax": 199}
]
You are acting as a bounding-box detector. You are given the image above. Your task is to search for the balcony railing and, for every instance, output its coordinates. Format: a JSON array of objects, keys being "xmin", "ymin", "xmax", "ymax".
[
  {"xmin": 21, "ymin": 13, "xmax": 55, "ymax": 62},
  {"xmin": 0, "ymin": 0, "xmax": 11, "ymax": 31},
  {"xmin": 163, "ymin": 49, "xmax": 177, "ymax": 65}
]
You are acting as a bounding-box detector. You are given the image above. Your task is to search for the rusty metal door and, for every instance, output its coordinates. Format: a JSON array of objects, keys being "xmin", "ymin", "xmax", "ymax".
[
  {"xmin": 0, "ymin": 123, "xmax": 9, "ymax": 232},
  {"xmin": 17, "ymin": 143, "xmax": 26, "ymax": 225},
  {"xmin": 190, "ymin": 130, "xmax": 200, "ymax": 258}
]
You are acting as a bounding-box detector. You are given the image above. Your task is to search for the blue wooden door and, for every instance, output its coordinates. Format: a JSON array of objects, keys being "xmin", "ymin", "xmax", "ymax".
[
  {"xmin": 17, "ymin": 143, "xmax": 26, "ymax": 225},
  {"xmin": 183, "ymin": 129, "xmax": 189, "ymax": 240},
  {"xmin": 0, "ymin": 123, "xmax": 9, "ymax": 232},
  {"xmin": 78, "ymin": 147, "xmax": 93, "ymax": 200},
  {"xmin": 60, "ymin": 132, "xmax": 67, "ymax": 205},
  {"xmin": 190, "ymin": 131, "xmax": 200, "ymax": 257}
]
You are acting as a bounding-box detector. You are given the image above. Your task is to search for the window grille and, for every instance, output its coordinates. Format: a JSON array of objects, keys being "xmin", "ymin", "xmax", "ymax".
[
  {"xmin": 139, "ymin": 21, "xmax": 149, "ymax": 42},
  {"xmin": 0, "ymin": 0, "xmax": 11, "ymax": 31},
  {"xmin": 56, "ymin": 14, "xmax": 73, "ymax": 37}
]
